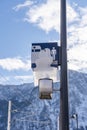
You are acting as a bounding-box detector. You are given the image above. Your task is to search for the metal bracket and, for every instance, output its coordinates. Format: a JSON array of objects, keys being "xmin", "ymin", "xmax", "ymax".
[{"xmin": 58, "ymin": 46, "xmax": 61, "ymax": 66}]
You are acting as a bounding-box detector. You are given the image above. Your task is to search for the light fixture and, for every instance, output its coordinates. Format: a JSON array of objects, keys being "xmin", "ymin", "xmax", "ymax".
[{"xmin": 39, "ymin": 78, "xmax": 53, "ymax": 99}]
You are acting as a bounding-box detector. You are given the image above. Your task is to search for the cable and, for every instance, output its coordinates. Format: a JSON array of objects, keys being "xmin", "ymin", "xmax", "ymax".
[
  {"xmin": 0, "ymin": 73, "xmax": 12, "ymax": 85},
  {"xmin": 13, "ymin": 118, "xmax": 50, "ymax": 124},
  {"xmin": 10, "ymin": 69, "xmax": 34, "ymax": 108},
  {"xmin": 0, "ymin": 74, "xmax": 25, "ymax": 111},
  {"xmin": 11, "ymin": 119, "xmax": 50, "ymax": 129},
  {"xmin": 0, "ymin": 69, "xmax": 53, "ymax": 127},
  {"xmin": 0, "ymin": 73, "xmax": 49, "ymax": 125},
  {"xmin": 0, "ymin": 94, "xmax": 19, "ymax": 111}
]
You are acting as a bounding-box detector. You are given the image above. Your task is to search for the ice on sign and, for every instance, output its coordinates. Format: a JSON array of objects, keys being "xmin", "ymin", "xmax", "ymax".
[{"xmin": 31, "ymin": 43, "xmax": 59, "ymax": 86}]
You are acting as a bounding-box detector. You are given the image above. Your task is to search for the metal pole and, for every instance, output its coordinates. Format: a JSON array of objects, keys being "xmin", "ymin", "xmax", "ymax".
[
  {"xmin": 7, "ymin": 101, "xmax": 11, "ymax": 130},
  {"xmin": 59, "ymin": 0, "xmax": 69, "ymax": 130}
]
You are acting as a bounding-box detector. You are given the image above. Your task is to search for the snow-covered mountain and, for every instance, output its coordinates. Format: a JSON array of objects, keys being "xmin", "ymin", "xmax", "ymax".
[{"xmin": 0, "ymin": 70, "xmax": 87, "ymax": 130}]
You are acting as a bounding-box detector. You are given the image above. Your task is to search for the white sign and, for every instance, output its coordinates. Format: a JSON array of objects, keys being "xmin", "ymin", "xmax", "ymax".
[{"xmin": 31, "ymin": 42, "xmax": 59, "ymax": 86}]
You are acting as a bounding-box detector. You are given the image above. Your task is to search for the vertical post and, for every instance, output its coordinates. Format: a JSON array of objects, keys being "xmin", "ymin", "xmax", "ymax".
[
  {"xmin": 57, "ymin": 116, "xmax": 59, "ymax": 130},
  {"xmin": 59, "ymin": 0, "xmax": 69, "ymax": 130},
  {"xmin": 7, "ymin": 101, "xmax": 11, "ymax": 130},
  {"xmin": 76, "ymin": 114, "xmax": 78, "ymax": 130}
]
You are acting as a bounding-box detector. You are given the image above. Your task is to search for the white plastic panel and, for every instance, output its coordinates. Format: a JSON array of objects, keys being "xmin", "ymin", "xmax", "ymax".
[{"xmin": 33, "ymin": 68, "xmax": 58, "ymax": 86}]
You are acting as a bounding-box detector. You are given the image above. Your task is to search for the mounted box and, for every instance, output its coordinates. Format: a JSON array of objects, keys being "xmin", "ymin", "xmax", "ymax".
[{"xmin": 39, "ymin": 78, "xmax": 53, "ymax": 99}]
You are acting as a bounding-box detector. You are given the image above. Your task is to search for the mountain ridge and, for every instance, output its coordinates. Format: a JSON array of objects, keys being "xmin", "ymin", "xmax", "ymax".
[{"xmin": 0, "ymin": 70, "xmax": 87, "ymax": 130}]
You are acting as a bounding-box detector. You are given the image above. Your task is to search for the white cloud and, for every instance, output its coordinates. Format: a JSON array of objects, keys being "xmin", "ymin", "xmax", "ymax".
[
  {"xmin": 67, "ymin": 4, "xmax": 79, "ymax": 23},
  {"xmin": 0, "ymin": 57, "xmax": 31, "ymax": 71},
  {"xmin": 14, "ymin": 1, "xmax": 87, "ymax": 73},
  {"xmin": 15, "ymin": 75, "xmax": 33, "ymax": 83},
  {"xmin": 14, "ymin": 0, "xmax": 78, "ymax": 32},
  {"xmin": 68, "ymin": 43, "xmax": 87, "ymax": 73},
  {"xmin": 13, "ymin": 0, "xmax": 33, "ymax": 11},
  {"xmin": 0, "ymin": 75, "xmax": 33, "ymax": 85},
  {"xmin": 79, "ymin": 7, "xmax": 87, "ymax": 26},
  {"xmin": 24, "ymin": 0, "xmax": 60, "ymax": 32},
  {"xmin": 68, "ymin": 43, "xmax": 87, "ymax": 61},
  {"xmin": 66, "ymin": 5, "xmax": 87, "ymax": 73},
  {"xmin": 13, "ymin": 0, "xmax": 86, "ymax": 34}
]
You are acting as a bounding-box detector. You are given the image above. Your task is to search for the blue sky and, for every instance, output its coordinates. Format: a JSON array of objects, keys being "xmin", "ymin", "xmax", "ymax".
[{"xmin": 0, "ymin": 0, "xmax": 87, "ymax": 84}]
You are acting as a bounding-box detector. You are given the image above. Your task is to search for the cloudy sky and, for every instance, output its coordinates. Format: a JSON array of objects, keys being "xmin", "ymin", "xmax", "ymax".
[{"xmin": 0, "ymin": 0, "xmax": 87, "ymax": 84}]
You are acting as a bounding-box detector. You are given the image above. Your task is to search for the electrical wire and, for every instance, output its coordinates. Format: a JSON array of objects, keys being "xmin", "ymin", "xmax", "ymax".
[
  {"xmin": 0, "ymin": 64, "xmax": 53, "ymax": 128},
  {"xmin": 13, "ymin": 118, "xmax": 50, "ymax": 124},
  {"xmin": 0, "ymin": 94, "xmax": 19, "ymax": 110}
]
